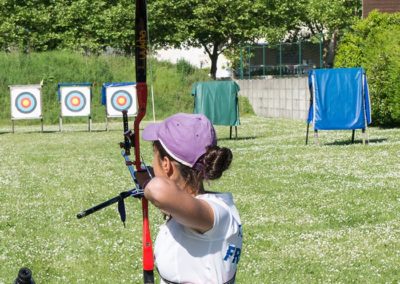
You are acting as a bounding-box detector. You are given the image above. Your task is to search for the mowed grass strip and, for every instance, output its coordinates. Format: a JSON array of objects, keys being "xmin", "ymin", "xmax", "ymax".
[{"xmin": 1, "ymin": 116, "xmax": 399, "ymax": 283}]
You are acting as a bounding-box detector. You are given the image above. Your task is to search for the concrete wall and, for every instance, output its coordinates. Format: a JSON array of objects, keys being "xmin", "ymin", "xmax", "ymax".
[{"xmin": 236, "ymin": 77, "xmax": 310, "ymax": 120}]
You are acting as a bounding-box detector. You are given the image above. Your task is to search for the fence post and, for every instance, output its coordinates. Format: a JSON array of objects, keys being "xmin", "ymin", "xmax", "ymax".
[
  {"xmin": 263, "ymin": 44, "xmax": 266, "ymax": 76},
  {"xmin": 279, "ymin": 43, "xmax": 282, "ymax": 76},
  {"xmin": 298, "ymin": 40, "xmax": 302, "ymax": 64},
  {"xmin": 240, "ymin": 48, "xmax": 244, "ymax": 80},
  {"xmin": 248, "ymin": 46, "xmax": 251, "ymax": 80}
]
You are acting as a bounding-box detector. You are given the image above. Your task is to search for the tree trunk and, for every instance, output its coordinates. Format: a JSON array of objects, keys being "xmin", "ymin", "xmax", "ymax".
[
  {"xmin": 326, "ymin": 30, "xmax": 339, "ymax": 67},
  {"xmin": 209, "ymin": 44, "xmax": 219, "ymax": 80}
]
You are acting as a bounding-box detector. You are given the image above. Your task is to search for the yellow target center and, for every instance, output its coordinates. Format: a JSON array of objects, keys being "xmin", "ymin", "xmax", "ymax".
[
  {"xmin": 117, "ymin": 96, "xmax": 126, "ymax": 106},
  {"xmin": 71, "ymin": 97, "xmax": 80, "ymax": 106},
  {"xmin": 22, "ymin": 98, "xmax": 31, "ymax": 108}
]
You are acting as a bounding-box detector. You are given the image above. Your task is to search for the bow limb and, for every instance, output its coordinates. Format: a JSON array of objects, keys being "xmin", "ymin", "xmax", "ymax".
[{"xmin": 134, "ymin": 0, "xmax": 147, "ymax": 169}]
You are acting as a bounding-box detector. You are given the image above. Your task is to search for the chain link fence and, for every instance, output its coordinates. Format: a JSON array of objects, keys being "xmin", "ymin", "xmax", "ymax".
[{"xmin": 236, "ymin": 36, "xmax": 324, "ymax": 79}]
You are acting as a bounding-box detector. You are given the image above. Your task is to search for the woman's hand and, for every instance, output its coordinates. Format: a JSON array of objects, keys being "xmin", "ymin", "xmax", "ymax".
[{"xmin": 135, "ymin": 166, "xmax": 154, "ymax": 189}]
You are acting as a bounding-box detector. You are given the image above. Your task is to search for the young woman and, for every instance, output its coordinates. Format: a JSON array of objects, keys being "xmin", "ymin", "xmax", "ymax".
[{"xmin": 142, "ymin": 113, "xmax": 242, "ymax": 284}]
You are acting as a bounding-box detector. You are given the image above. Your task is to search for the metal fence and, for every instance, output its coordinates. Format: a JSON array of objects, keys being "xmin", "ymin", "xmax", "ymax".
[{"xmin": 236, "ymin": 36, "xmax": 324, "ymax": 79}]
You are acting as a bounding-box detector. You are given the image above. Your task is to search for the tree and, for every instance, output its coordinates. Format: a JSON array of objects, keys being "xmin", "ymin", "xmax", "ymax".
[
  {"xmin": 148, "ymin": 0, "xmax": 267, "ymax": 79},
  {"xmin": 96, "ymin": 0, "xmax": 135, "ymax": 54},
  {"xmin": 291, "ymin": 0, "xmax": 362, "ymax": 66},
  {"xmin": 0, "ymin": 0, "xmax": 59, "ymax": 52},
  {"xmin": 0, "ymin": 0, "xmax": 135, "ymax": 54},
  {"xmin": 55, "ymin": 0, "xmax": 135, "ymax": 54}
]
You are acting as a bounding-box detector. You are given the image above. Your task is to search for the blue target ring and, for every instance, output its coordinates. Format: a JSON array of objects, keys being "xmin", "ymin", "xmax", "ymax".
[
  {"xmin": 15, "ymin": 92, "xmax": 37, "ymax": 114},
  {"xmin": 65, "ymin": 91, "xmax": 86, "ymax": 112},
  {"xmin": 111, "ymin": 90, "xmax": 132, "ymax": 111}
]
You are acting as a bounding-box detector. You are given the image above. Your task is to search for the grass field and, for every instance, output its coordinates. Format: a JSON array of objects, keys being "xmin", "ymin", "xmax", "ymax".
[{"xmin": 1, "ymin": 116, "xmax": 400, "ymax": 283}]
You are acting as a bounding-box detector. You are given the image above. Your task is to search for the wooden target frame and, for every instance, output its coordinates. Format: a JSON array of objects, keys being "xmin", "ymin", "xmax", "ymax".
[
  {"xmin": 9, "ymin": 84, "xmax": 43, "ymax": 133},
  {"xmin": 101, "ymin": 82, "xmax": 138, "ymax": 130},
  {"xmin": 58, "ymin": 83, "xmax": 92, "ymax": 132}
]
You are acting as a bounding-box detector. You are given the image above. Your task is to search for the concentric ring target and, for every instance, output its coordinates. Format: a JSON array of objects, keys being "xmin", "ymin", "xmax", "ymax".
[
  {"xmin": 65, "ymin": 91, "xmax": 86, "ymax": 112},
  {"xmin": 15, "ymin": 92, "xmax": 37, "ymax": 114},
  {"xmin": 111, "ymin": 90, "xmax": 132, "ymax": 111}
]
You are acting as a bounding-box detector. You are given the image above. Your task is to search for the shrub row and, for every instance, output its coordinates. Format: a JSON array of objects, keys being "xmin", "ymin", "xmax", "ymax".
[{"xmin": 335, "ymin": 11, "xmax": 400, "ymax": 127}]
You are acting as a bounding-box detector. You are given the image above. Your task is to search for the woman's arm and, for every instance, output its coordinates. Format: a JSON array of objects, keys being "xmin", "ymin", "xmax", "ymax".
[{"xmin": 144, "ymin": 177, "xmax": 214, "ymax": 233}]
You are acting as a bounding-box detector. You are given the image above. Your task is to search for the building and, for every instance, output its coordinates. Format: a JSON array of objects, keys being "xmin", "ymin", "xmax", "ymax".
[{"xmin": 363, "ymin": 0, "xmax": 400, "ymax": 18}]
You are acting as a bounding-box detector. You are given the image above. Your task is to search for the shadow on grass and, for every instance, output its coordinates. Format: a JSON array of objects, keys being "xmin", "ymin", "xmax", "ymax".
[
  {"xmin": 0, "ymin": 129, "xmax": 110, "ymax": 134},
  {"xmin": 324, "ymin": 138, "xmax": 387, "ymax": 146},
  {"xmin": 0, "ymin": 127, "xmax": 142, "ymax": 134},
  {"xmin": 218, "ymin": 136, "xmax": 257, "ymax": 142},
  {"xmin": 58, "ymin": 129, "xmax": 109, "ymax": 133},
  {"xmin": 7, "ymin": 130, "xmax": 59, "ymax": 134}
]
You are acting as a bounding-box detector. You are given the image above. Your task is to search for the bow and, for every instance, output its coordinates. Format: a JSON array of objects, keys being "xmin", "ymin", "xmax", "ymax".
[
  {"xmin": 76, "ymin": 1, "xmax": 154, "ymax": 283},
  {"xmin": 134, "ymin": 0, "xmax": 155, "ymax": 283}
]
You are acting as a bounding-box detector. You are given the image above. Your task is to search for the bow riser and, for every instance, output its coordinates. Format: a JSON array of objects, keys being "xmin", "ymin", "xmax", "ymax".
[{"xmin": 133, "ymin": 83, "xmax": 147, "ymax": 169}]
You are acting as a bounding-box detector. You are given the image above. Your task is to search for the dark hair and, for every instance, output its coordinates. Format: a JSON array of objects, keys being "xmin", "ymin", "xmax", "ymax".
[
  {"xmin": 153, "ymin": 141, "xmax": 232, "ymax": 192},
  {"xmin": 203, "ymin": 145, "xmax": 232, "ymax": 180}
]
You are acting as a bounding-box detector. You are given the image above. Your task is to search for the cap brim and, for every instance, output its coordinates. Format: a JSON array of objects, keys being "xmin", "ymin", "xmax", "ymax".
[{"xmin": 142, "ymin": 123, "xmax": 160, "ymax": 141}]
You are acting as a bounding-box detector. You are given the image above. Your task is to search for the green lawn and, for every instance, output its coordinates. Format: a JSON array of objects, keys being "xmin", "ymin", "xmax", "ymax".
[{"xmin": 1, "ymin": 116, "xmax": 399, "ymax": 283}]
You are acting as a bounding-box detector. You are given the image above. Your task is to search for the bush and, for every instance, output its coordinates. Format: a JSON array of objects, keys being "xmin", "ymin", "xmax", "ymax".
[
  {"xmin": 335, "ymin": 11, "xmax": 400, "ymax": 127},
  {"xmin": 176, "ymin": 58, "xmax": 196, "ymax": 77}
]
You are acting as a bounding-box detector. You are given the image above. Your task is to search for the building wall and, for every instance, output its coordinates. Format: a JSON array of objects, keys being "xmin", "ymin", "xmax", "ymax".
[
  {"xmin": 236, "ymin": 77, "xmax": 310, "ymax": 121},
  {"xmin": 363, "ymin": 0, "xmax": 400, "ymax": 18}
]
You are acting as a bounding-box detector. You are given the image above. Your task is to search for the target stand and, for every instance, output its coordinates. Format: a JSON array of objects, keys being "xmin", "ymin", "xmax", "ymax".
[
  {"xmin": 58, "ymin": 83, "xmax": 92, "ymax": 132},
  {"xmin": 101, "ymin": 82, "xmax": 138, "ymax": 131},
  {"xmin": 9, "ymin": 84, "xmax": 43, "ymax": 133}
]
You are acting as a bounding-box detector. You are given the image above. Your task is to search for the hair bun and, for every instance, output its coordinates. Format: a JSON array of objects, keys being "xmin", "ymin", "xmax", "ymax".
[{"xmin": 203, "ymin": 146, "xmax": 233, "ymax": 180}]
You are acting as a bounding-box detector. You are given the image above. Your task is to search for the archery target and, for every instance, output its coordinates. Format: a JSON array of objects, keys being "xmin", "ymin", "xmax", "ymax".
[
  {"xmin": 60, "ymin": 86, "xmax": 91, "ymax": 117},
  {"xmin": 10, "ymin": 85, "xmax": 42, "ymax": 119},
  {"xmin": 16, "ymin": 92, "xmax": 37, "ymax": 113},
  {"xmin": 105, "ymin": 84, "xmax": 137, "ymax": 117}
]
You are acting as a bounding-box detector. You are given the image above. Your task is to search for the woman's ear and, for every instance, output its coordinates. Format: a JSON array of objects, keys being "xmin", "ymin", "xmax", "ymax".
[{"xmin": 161, "ymin": 156, "xmax": 174, "ymax": 177}]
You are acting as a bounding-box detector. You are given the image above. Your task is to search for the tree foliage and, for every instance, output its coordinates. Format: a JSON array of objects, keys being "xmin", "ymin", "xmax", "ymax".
[
  {"xmin": 335, "ymin": 11, "xmax": 400, "ymax": 126},
  {"xmin": 0, "ymin": 0, "xmax": 59, "ymax": 52},
  {"xmin": 0, "ymin": 0, "xmax": 363, "ymax": 76},
  {"xmin": 149, "ymin": 0, "xmax": 270, "ymax": 79},
  {"xmin": 289, "ymin": 0, "xmax": 362, "ymax": 66},
  {"xmin": 0, "ymin": 0, "xmax": 135, "ymax": 54}
]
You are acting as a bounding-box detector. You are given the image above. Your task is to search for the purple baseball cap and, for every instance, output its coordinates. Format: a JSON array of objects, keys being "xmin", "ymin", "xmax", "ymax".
[{"xmin": 142, "ymin": 113, "xmax": 217, "ymax": 168}]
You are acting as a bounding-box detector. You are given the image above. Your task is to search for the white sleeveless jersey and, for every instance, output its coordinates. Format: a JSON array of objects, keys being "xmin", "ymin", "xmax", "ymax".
[{"xmin": 155, "ymin": 192, "xmax": 243, "ymax": 284}]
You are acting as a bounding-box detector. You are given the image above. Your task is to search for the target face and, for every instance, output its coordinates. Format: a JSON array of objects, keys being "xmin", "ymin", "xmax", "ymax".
[
  {"xmin": 105, "ymin": 84, "xmax": 137, "ymax": 117},
  {"xmin": 10, "ymin": 85, "xmax": 42, "ymax": 119},
  {"xmin": 60, "ymin": 86, "xmax": 91, "ymax": 117},
  {"xmin": 15, "ymin": 92, "xmax": 37, "ymax": 114},
  {"xmin": 65, "ymin": 91, "xmax": 86, "ymax": 112},
  {"xmin": 111, "ymin": 90, "xmax": 132, "ymax": 112}
]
